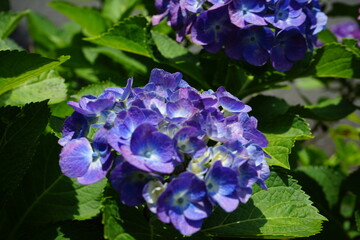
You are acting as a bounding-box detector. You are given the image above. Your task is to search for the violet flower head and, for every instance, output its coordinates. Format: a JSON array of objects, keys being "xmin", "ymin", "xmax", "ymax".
[
  {"xmin": 152, "ymin": 0, "xmax": 327, "ymax": 70},
  {"xmin": 331, "ymin": 21, "xmax": 360, "ymax": 47},
  {"xmin": 59, "ymin": 68, "xmax": 270, "ymax": 235},
  {"xmin": 226, "ymin": 26, "xmax": 274, "ymax": 66},
  {"xmin": 191, "ymin": 5, "xmax": 236, "ymax": 53},
  {"xmin": 229, "ymin": 0, "xmax": 267, "ymax": 28},
  {"xmin": 270, "ymin": 27, "xmax": 307, "ymax": 72},
  {"xmin": 156, "ymin": 171, "xmax": 212, "ymax": 235},
  {"xmin": 59, "ymin": 128, "xmax": 113, "ymax": 185}
]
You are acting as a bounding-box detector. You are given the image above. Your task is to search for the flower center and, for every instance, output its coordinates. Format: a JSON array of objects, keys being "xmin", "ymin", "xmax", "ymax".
[{"xmin": 144, "ymin": 151, "xmax": 152, "ymax": 158}]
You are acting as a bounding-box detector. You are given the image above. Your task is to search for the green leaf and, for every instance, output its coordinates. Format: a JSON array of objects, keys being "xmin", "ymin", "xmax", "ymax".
[
  {"xmin": 82, "ymin": 46, "xmax": 147, "ymax": 74},
  {"xmin": 1, "ymin": 134, "xmax": 107, "ymax": 240},
  {"xmin": 202, "ymin": 170, "xmax": 326, "ymax": 239},
  {"xmin": 102, "ymin": 0, "xmax": 139, "ymax": 22},
  {"xmin": 0, "ymin": 51, "xmax": 70, "ymax": 95},
  {"xmin": 297, "ymin": 145, "xmax": 329, "ymax": 166},
  {"xmin": 291, "ymin": 97, "xmax": 356, "ymax": 121},
  {"xmin": 327, "ymin": 3, "xmax": 360, "ymax": 20},
  {"xmin": 150, "ymin": 31, "xmax": 207, "ymax": 88},
  {"xmin": 48, "ymin": 116, "xmax": 65, "ymax": 138},
  {"xmin": 0, "ymin": 70, "xmax": 67, "ymax": 106},
  {"xmin": 0, "ymin": 11, "xmax": 29, "ymax": 39},
  {"xmin": 27, "ymin": 11, "xmax": 64, "ymax": 50},
  {"xmin": 102, "ymin": 198, "xmax": 136, "ymax": 240},
  {"xmin": 297, "ymin": 166, "xmax": 345, "ymax": 209},
  {"xmin": 295, "ymin": 77, "xmax": 325, "ymax": 90},
  {"xmin": 0, "ymin": 38, "xmax": 23, "ymax": 51},
  {"xmin": 312, "ymin": 43, "xmax": 360, "ymax": 78},
  {"xmin": 355, "ymin": 211, "xmax": 360, "ymax": 232},
  {"xmin": 49, "ymin": 0, "xmax": 110, "ymax": 36},
  {"xmin": 248, "ymin": 95, "xmax": 290, "ymax": 122},
  {"xmin": 86, "ymin": 15, "xmax": 152, "ymax": 58},
  {"xmin": 317, "ymin": 29, "xmax": 337, "ymax": 44},
  {"xmin": 0, "ymin": 101, "xmax": 50, "ymax": 209},
  {"xmin": 261, "ymin": 115, "xmax": 313, "ymax": 169}
]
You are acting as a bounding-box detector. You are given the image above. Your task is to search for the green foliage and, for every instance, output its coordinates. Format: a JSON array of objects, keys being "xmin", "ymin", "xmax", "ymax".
[
  {"xmin": 86, "ymin": 15, "xmax": 152, "ymax": 57},
  {"xmin": 102, "ymin": 0, "xmax": 139, "ymax": 22},
  {"xmin": 291, "ymin": 97, "xmax": 356, "ymax": 121},
  {"xmin": 202, "ymin": 170, "xmax": 326, "ymax": 238},
  {"xmin": 297, "ymin": 166, "xmax": 345, "ymax": 209},
  {"xmin": 312, "ymin": 43, "xmax": 360, "ymax": 79},
  {"xmin": 102, "ymin": 198, "xmax": 136, "ymax": 240},
  {"xmin": 0, "ymin": 11, "xmax": 29, "ymax": 39},
  {"xmin": 0, "ymin": 70, "xmax": 67, "ymax": 106},
  {"xmin": 0, "ymin": 134, "xmax": 107, "ymax": 240},
  {"xmin": 49, "ymin": 1, "xmax": 111, "ymax": 36},
  {"xmin": 0, "ymin": 51, "xmax": 70, "ymax": 95},
  {"xmin": 0, "ymin": 101, "xmax": 50, "ymax": 210}
]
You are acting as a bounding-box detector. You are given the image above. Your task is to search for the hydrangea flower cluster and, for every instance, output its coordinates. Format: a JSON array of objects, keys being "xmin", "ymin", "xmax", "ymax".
[
  {"xmin": 331, "ymin": 21, "xmax": 360, "ymax": 47},
  {"xmin": 59, "ymin": 68, "xmax": 270, "ymax": 235},
  {"xmin": 152, "ymin": 0, "xmax": 328, "ymax": 72}
]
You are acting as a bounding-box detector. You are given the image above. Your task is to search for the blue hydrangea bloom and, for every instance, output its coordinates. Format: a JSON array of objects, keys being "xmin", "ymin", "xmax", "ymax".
[
  {"xmin": 205, "ymin": 161, "xmax": 239, "ymax": 212},
  {"xmin": 191, "ymin": 5, "xmax": 236, "ymax": 53},
  {"xmin": 225, "ymin": 26, "xmax": 274, "ymax": 66},
  {"xmin": 121, "ymin": 123, "xmax": 176, "ymax": 174},
  {"xmin": 270, "ymin": 27, "xmax": 307, "ymax": 71},
  {"xmin": 59, "ymin": 128, "xmax": 113, "ymax": 184},
  {"xmin": 156, "ymin": 171, "xmax": 212, "ymax": 235},
  {"xmin": 152, "ymin": 0, "xmax": 328, "ymax": 71},
  {"xmin": 229, "ymin": 0, "xmax": 267, "ymax": 28},
  {"xmin": 59, "ymin": 68, "xmax": 271, "ymax": 235},
  {"xmin": 110, "ymin": 159, "xmax": 156, "ymax": 206}
]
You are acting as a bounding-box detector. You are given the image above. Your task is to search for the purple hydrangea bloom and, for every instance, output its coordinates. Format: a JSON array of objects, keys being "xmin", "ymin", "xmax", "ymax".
[
  {"xmin": 152, "ymin": 0, "xmax": 327, "ymax": 70},
  {"xmin": 59, "ymin": 68, "xmax": 271, "ymax": 236},
  {"xmin": 226, "ymin": 26, "xmax": 274, "ymax": 66},
  {"xmin": 110, "ymin": 160, "xmax": 156, "ymax": 206},
  {"xmin": 229, "ymin": 0, "xmax": 267, "ymax": 28},
  {"xmin": 205, "ymin": 161, "xmax": 239, "ymax": 212},
  {"xmin": 156, "ymin": 171, "xmax": 212, "ymax": 235},
  {"xmin": 121, "ymin": 123, "xmax": 176, "ymax": 174},
  {"xmin": 59, "ymin": 128, "xmax": 113, "ymax": 184},
  {"xmin": 191, "ymin": 5, "xmax": 236, "ymax": 53},
  {"xmin": 58, "ymin": 112, "xmax": 89, "ymax": 146},
  {"xmin": 270, "ymin": 27, "xmax": 307, "ymax": 72},
  {"xmin": 265, "ymin": 0, "xmax": 306, "ymax": 29},
  {"xmin": 331, "ymin": 21, "xmax": 360, "ymax": 47}
]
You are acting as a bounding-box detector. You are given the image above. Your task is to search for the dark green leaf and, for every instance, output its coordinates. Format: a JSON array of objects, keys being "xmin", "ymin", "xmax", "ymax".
[
  {"xmin": 296, "ymin": 166, "xmax": 345, "ymax": 209},
  {"xmin": 0, "ymin": 51, "xmax": 70, "ymax": 95},
  {"xmin": 248, "ymin": 95, "xmax": 290, "ymax": 122},
  {"xmin": 0, "ymin": 0, "xmax": 9, "ymax": 11},
  {"xmin": 202, "ymin": 170, "xmax": 326, "ymax": 238},
  {"xmin": 0, "ymin": 11, "xmax": 29, "ymax": 39},
  {"xmin": 102, "ymin": 0, "xmax": 139, "ymax": 22},
  {"xmin": 48, "ymin": 116, "xmax": 65, "ymax": 138},
  {"xmin": 0, "ymin": 134, "xmax": 107, "ymax": 239},
  {"xmin": 317, "ymin": 29, "xmax": 338, "ymax": 44},
  {"xmin": 261, "ymin": 115, "xmax": 313, "ymax": 169},
  {"xmin": 291, "ymin": 97, "xmax": 356, "ymax": 121},
  {"xmin": 0, "ymin": 70, "xmax": 67, "ymax": 106},
  {"xmin": 102, "ymin": 198, "xmax": 136, "ymax": 240},
  {"xmin": 0, "ymin": 101, "xmax": 50, "ymax": 209},
  {"xmin": 49, "ymin": 0, "xmax": 111, "ymax": 36},
  {"xmin": 25, "ymin": 219, "xmax": 104, "ymax": 240},
  {"xmin": 150, "ymin": 31, "xmax": 207, "ymax": 88},
  {"xmin": 356, "ymin": 211, "xmax": 360, "ymax": 232},
  {"xmin": 312, "ymin": 43, "xmax": 360, "ymax": 78},
  {"xmin": 86, "ymin": 15, "xmax": 152, "ymax": 58},
  {"xmin": 327, "ymin": 3, "xmax": 360, "ymax": 20},
  {"xmin": 82, "ymin": 46, "xmax": 147, "ymax": 74}
]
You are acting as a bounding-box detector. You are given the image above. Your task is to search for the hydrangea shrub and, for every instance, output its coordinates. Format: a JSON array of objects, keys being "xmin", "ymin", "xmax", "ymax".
[
  {"xmin": 153, "ymin": 0, "xmax": 328, "ymax": 71},
  {"xmin": 59, "ymin": 68, "xmax": 270, "ymax": 235}
]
